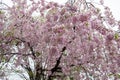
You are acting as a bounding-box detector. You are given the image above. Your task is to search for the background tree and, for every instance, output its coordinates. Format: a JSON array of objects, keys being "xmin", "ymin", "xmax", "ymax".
[{"xmin": 0, "ymin": 0, "xmax": 120, "ymax": 80}]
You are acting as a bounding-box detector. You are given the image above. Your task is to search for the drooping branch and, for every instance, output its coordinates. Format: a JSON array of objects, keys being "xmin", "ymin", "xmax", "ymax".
[
  {"xmin": 24, "ymin": 66, "xmax": 34, "ymax": 80},
  {"xmin": 1, "ymin": 52, "xmax": 32, "ymax": 56}
]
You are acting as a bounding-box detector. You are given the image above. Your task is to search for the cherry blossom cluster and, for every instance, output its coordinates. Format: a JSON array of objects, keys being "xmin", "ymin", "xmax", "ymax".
[{"xmin": 0, "ymin": 0, "xmax": 120, "ymax": 80}]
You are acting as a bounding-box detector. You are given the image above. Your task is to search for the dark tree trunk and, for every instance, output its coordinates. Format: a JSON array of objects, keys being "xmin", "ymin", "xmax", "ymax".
[{"xmin": 35, "ymin": 63, "xmax": 45, "ymax": 80}]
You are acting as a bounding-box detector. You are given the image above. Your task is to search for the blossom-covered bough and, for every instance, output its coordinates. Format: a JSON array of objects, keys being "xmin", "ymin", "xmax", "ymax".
[{"xmin": 0, "ymin": 0, "xmax": 120, "ymax": 80}]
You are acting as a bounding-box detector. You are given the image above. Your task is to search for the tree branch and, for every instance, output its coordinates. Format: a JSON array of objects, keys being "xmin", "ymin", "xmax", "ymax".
[
  {"xmin": 48, "ymin": 46, "xmax": 66, "ymax": 80},
  {"xmin": 15, "ymin": 37, "xmax": 36, "ymax": 58},
  {"xmin": 27, "ymin": 42, "xmax": 36, "ymax": 58},
  {"xmin": 1, "ymin": 52, "xmax": 32, "ymax": 56}
]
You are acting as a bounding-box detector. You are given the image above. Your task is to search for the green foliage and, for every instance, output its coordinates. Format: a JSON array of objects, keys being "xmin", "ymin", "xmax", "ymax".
[{"xmin": 114, "ymin": 33, "xmax": 119, "ymax": 40}]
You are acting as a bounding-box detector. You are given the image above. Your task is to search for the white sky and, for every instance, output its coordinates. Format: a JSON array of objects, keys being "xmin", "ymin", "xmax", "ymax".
[
  {"xmin": 1, "ymin": 0, "xmax": 120, "ymax": 80},
  {"xmin": 104, "ymin": 0, "xmax": 120, "ymax": 20},
  {"xmin": 1, "ymin": 0, "xmax": 120, "ymax": 20}
]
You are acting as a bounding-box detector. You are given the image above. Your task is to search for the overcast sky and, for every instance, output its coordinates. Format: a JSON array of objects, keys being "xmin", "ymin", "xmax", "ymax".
[{"xmin": 2, "ymin": 0, "xmax": 120, "ymax": 20}]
